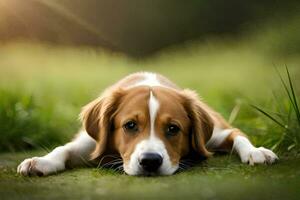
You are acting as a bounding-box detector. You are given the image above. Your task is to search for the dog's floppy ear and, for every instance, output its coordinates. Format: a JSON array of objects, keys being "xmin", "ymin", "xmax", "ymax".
[
  {"xmin": 181, "ymin": 89, "xmax": 214, "ymax": 158},
  {"xmin": 80, "ymin": 88, "xmax": 124, "ymax": 159}
]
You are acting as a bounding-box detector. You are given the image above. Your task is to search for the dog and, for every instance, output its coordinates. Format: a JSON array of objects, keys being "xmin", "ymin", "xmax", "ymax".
[{"xmin": 17, "ymin": 72, "xmax": 278, "ymax": 176}]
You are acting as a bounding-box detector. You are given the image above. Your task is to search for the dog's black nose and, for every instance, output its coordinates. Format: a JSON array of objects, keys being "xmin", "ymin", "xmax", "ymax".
[{"xmin": 139, "ymin": 153, "xmax": 163, "ymax": 172}]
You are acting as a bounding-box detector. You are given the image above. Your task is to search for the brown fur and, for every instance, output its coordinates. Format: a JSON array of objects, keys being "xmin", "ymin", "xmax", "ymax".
[
  {"xmin": 80, "ymin": 88, "xmax": 125, "ymax": 159},
  {"xmin": 180, "ymin": 89, "xmax": 214, "ymax": 157}
]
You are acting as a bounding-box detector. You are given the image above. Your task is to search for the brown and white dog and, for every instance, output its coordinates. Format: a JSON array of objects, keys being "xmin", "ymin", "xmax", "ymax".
[{"xmin": 17, "ymin": 72, "xmax": 278, "ymax": 176}]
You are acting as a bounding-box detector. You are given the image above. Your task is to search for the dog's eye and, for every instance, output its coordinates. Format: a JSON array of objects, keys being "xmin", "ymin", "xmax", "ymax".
[
  {"xmin": 166, "ymin": 124, "xmax": 180, "ymax": 137},
  {"xmin": 123, "ymin": 121, "xmax": 138, "ymax": 133}
]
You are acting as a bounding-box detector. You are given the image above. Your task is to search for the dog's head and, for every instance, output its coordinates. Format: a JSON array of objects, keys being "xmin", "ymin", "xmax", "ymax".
[{"xmin": 80, "ymin": 86, "xmax": 214, "ymax": 176}]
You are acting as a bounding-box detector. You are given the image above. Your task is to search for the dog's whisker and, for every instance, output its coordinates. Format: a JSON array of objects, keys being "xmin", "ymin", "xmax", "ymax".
[
  {"xmin": 115, "ymin": 165, "xmax": 124, "ymax": 172},
  {"xmin": 180, "ymin": 159, "xmax": 196, "ymax": 165},
  {"xmin": 178, "ymin": 164, "xmax": 189, "ymax": 169},
  {"xmin": 97, "ymin": 154, "xmax": 122, "ymax": 169},
  {"xmin": 109, "ymin": 164, "xmax": 124, "ymax": 173},
  {"xmin": 102, "ymin": 162, "xmax": 123, "ymax": 168},
  {"xmin": 101, "ymin": 160, "xmax": 123, "ymax": 168},
  {"xmin": 179, "ymin": 161, "xmax": 191, "ymax": 168}
]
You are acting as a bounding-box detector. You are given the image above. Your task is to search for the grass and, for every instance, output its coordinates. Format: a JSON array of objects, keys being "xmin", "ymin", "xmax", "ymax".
[
  {"xmin": 0, "ymin": 151, "xmax": 299, "ymax": 200},
  {"xmin": 0, "ymin": 88, "xmax": 74, "ymax": 151},
  {"xmin": 251, "ymin": 66, "xmax": 300, "ymax": 153},
  {"xmin": 1, "ymin": 16, "xmax": 300, "ymax": 199}
]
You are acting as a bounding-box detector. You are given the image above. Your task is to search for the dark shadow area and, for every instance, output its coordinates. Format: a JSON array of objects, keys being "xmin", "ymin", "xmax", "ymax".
[{"xmin": 1, "ymin": 0, "xmax": 299, "ymax": 57}]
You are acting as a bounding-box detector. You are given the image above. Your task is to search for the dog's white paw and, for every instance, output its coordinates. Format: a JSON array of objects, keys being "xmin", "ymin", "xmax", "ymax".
[
  {"xmin": 240, "ymin": 147, "xmax": 278, "ymax": 165},
  {"xmin": 234, "ymin": 136, "xmax": 278, "ymax": 165},
  {"xmin": 17, "ymin": 157, "xmax": 65, "ymax": 176}
]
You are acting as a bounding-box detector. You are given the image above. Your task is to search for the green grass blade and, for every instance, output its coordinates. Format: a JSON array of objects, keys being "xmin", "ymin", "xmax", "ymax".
[
  {"xmin": 285, "ymin": 65, "xmax": 300, "ymax": 125},
  {"xmin": 272, "ymin": 90, "xmax": 285, "ymax": 120},
  {"xmin": 275, "ymin": 67, "xmax": 297, "ymax": 113},
  {"xmin": 287, "ymin": 102, "xmax": 292, "ymax": 126},
  {"xmin": 251, "ymin": 104, "xmax": 288, "ymax": 130}
]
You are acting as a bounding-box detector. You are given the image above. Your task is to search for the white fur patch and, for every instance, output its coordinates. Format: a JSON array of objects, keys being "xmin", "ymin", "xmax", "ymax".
[
  {"xmin": 124, "ymin": 91, "xmax": 178, "ymax": 175},
  {"xmin": 134, "ymin": 72, "xmax": 162, "ymax": 87},
  {"xmin": 233, "ymin": 136, "xmax": 278, "ymax": 165},
  {"xmin": 206, "ymin": 127, "xmax": 233, "ymax": 150}
]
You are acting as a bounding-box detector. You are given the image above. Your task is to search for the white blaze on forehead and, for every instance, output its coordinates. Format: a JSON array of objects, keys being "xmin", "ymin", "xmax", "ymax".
[{"xmin": 149, "ymin": 91, "xmax": 159, "ymax": 138}]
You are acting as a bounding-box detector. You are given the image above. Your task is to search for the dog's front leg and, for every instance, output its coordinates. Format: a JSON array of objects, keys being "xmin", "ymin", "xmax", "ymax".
[
  {"xmin": 206, "ymin": 128, "xmax": 278, "ymax": 165},
  {"xmin": 17, "ymin": 131, "xmax": 96, "ymax": 176}
]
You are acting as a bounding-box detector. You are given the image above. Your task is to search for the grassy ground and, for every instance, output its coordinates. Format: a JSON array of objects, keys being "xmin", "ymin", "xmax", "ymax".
[
  {"xmin": 0, "ymin": 151, "xmax": 299, "ymax": 200},
  {"xmin": 0, "ymin": 20, "xmax": 300, "ymax": 199}
]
